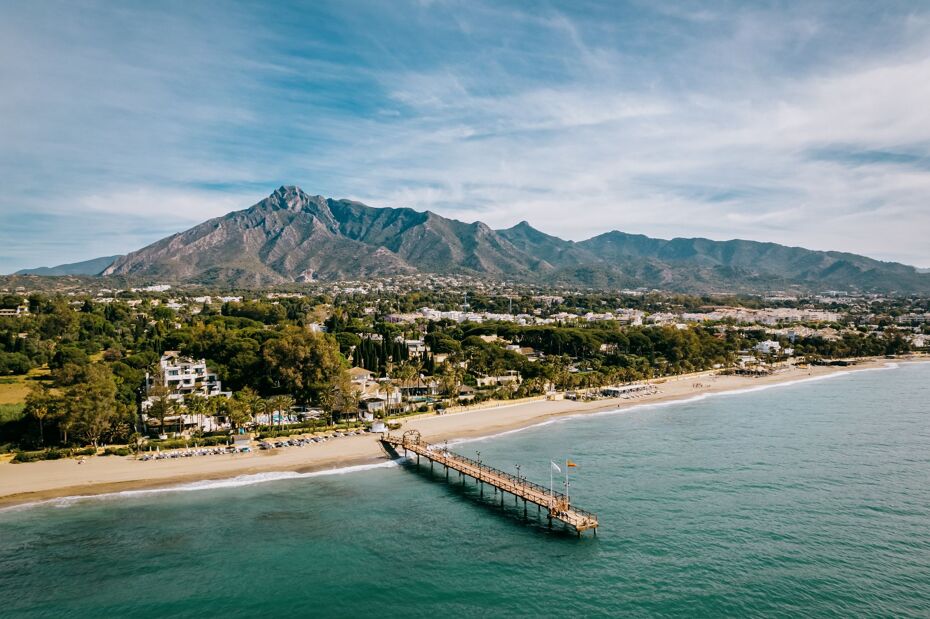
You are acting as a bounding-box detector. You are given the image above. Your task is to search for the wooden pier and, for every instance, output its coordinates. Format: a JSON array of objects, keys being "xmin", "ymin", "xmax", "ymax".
[{"xmin": 381, "ymin": 431, "xmax": 598, "ymax": 535}]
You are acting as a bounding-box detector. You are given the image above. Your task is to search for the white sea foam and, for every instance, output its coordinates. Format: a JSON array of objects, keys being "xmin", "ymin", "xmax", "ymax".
[
  {"xmin": 0, "ymin": 459, "xmax": 401, "ymax": 514},
  {"xmin": 1, "ymin": 361, "xmax": 912, "ymax": 513},
  {"xmin": 450, "ymin": 361, "xmax": 903, "ymax": 446}
]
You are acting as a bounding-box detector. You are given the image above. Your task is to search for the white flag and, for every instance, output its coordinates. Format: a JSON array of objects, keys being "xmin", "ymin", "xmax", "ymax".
[{"xmin": 550, "ymin": 461, "xmax": 561, "ymax": 473}]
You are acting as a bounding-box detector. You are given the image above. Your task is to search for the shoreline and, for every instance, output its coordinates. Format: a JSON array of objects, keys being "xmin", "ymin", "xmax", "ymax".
[{"xmin": 0, "ymin": 357, "xmax": 922, "ymax": 510}]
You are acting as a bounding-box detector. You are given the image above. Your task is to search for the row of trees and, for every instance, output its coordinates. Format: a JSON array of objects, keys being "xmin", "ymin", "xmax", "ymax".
[
  {"xmin": 0, "ymin": 289, "xmax": 919, "ymax": 451},
  {"xmin": 23, "ymin": 364, "xmax": 134, "ymax": 447},
  {"xmin": 145, "ymin": 388, "xmax": 298, "ymax": 434}
]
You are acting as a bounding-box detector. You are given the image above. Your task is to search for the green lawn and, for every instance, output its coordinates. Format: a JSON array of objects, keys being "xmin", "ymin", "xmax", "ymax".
[{"xmin": 0, "ymin": 367, "xmax": 51, "ymax": 405}]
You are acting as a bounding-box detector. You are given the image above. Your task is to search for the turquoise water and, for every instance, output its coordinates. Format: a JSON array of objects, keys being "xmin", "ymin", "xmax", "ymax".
[{"xmin": 2, "ymin": 363, "xmax": 930, "ymax": 617}]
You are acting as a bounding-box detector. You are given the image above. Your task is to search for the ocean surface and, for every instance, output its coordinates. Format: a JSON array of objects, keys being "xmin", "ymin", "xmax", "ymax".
[{"xmin": 2, "ymin": 362, "xmax": 929, "ymax": 617}]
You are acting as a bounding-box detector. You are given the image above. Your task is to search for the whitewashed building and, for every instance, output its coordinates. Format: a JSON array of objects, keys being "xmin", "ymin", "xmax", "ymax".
[{"xmin": 754, "ymin": 340, "xmax": 782, "ymax": 355}]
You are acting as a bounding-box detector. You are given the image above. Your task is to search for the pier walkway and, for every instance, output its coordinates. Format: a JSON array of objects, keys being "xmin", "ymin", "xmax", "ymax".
[{"xmin": 381, "ymin": 431, "xmax": 598, "ymax": 535}]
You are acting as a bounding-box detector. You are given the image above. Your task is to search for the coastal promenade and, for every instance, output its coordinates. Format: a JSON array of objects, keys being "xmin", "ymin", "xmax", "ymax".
[{"xmin": 382, "ymin": 430, "xmax": 599, "ymax": 535}]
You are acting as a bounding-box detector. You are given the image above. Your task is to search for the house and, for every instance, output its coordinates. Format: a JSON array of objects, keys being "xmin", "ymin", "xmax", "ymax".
[
  {"xmin": 0, "ymin": 306, "xmax": 28, "ymax": 318},
  {"xmin": 349, "ymin": 366, "xmax": 375, "ymax": 384},
  {"xmin": 505, "ymin": 344, "xmax": 540, "ymax": 359},
  {"xmin": 457, "ymin": 385, "xmax": 476, "ymax": 401},
  {"xmin": 475, "ymin": 371, "xmax": 522, "ymax": 388},
  {"xmin": 404, "ymin": 339, "xmax": 429, "ymax": 357},
  {"xmin": 360, "ymin": 396, "xmax": 387, "ymax": 414},
  {"xmin": 754, "ymin": 340, "xmax": 782, "ymax": 355},
  {"xmin": 601, "ymin": 384, "xmax": 655, "ymax": 398},
  {"xmin": 396, "ymin": 377, "xmax": 440, "ymax": 398},
  {"xmin": 358, "ymin": 380, "xmax": 402, "ymax": 410}
]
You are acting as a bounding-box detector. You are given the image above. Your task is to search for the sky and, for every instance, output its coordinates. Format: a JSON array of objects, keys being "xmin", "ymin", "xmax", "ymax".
[{"xmin": 2, "ymin": 0, "xmax": 929, "ymax": 273}]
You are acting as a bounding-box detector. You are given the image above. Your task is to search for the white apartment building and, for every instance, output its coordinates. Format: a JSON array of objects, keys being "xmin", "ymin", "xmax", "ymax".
[
  {"xmin": 0, "ymin": 306, "xmax": 28, "ymax": 318},
  {"xmin": 142, "ymin": 352, "xmax": 231, "ymax": 432},
  {"xmin": 144, "ymin": 352, "xmax": 230, "ymax": 405}
]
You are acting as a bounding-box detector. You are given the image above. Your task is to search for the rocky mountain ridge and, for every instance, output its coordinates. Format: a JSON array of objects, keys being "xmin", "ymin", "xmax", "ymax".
[{"xmin": 86, "ymin": 185, "xmax": 930, "ymax": 293}]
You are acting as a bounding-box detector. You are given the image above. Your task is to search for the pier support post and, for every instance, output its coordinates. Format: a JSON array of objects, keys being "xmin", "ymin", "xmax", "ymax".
[
  {"xmin": 524, "ymin": 501, "xmax": 527, "ymax": 519},
  {"xmin": 480, "ymin": 482, "xmax": 484, "ymax": 497},
  {"xmin": 417, "ymin": 453, "xmax": 420, "ymax": 466},
  {"xmin": 548, "ymin": 516, "xmax": 552, "ymax": 529},
  {"xmin": 445, "ymin": 467, "xmax": 449, "ymax": 481},
  {"xmin": 500, "ymin": 491, "xmax": 504, "ymax": 507}
]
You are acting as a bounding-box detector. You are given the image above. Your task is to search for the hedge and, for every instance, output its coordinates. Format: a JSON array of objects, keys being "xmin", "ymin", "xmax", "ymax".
[{"xmin": 11, "ymin": 446, "xmax": 97, "ymax": 463}]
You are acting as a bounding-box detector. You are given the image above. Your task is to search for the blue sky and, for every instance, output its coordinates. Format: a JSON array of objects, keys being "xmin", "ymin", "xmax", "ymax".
[{"xmin": 2, "ymin": 0, "xmax": 929, "ymax": 272}]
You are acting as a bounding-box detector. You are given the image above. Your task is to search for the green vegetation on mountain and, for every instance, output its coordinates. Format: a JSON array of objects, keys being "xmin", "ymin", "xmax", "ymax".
[{"xmin": 97, "ymin": 186, "xmax": 930, "ymax": 294}]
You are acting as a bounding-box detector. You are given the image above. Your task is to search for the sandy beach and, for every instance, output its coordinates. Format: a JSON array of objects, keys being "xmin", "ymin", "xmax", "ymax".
[{"xmin": 0, "ymin": 359, "xmax": 906, "ymax": 508}]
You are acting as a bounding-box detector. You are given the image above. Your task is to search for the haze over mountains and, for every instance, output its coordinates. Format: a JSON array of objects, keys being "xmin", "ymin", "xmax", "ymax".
[
  {"xmin": 15, "ymin": 255, "xmax": 122, "ymax": 277},
  {"xmin": 16, "ymin": 186, "xmax": 930, "ymax": 294}
]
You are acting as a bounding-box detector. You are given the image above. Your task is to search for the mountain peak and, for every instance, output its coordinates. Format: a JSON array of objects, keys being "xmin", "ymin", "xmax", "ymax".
[
  {"xmin": 275, "ymin": 184, "xmax": 305, "ymax": 195},
  {"xmin": 271, "ymin": 185, "xmax": 311, "ymax": 207},
  {"xmin": 261, "ymin": 185, "xmax": 336, "ymax": 220},
  {"xmin": 99, "ymin": 187, "xmax": 930, "ymax": 293}
]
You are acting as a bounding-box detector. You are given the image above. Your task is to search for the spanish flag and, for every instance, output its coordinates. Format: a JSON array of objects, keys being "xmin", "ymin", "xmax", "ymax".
[{"xmin": 567, "ymin": 460, "xmax": 578, "ymax": 468}]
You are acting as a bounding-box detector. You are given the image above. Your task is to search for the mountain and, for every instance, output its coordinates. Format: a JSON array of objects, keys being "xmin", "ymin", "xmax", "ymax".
[
  {"xmin": 15, "ymin": 255, "xmax": 122, "ymax": 276},
  {"xmin": 101, "ymin": 186, "xmax": 930, "ymax": 293},
  {"xmin": 104, "ymin": 187, "xmax": 546, "ymax": 286},
  {"xmin": 572, "ymin": 232, "xmax": 930, "ymax": 292}
]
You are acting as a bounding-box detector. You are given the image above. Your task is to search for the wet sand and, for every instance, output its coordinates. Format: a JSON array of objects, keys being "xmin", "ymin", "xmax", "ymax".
[{"xmin": 0, "ymin": 360, "xmax": 900, "ymax": 508}]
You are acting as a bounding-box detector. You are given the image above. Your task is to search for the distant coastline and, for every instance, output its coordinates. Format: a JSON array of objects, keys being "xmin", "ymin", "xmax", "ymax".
[{"xmin": 1, "ymin": 357, "xmax": 925, "ymax": 511}]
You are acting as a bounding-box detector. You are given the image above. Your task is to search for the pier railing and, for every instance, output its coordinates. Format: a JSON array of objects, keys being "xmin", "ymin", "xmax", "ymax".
[
  {"xmin": 382, "ymin": 432, "xmax": 598, "ymax": 533},
  {"xmin": 445, "ymin": 449, "xmax": 571, "ymax": 503}
]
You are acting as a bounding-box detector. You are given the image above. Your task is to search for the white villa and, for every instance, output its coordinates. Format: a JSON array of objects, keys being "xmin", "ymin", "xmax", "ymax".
[
  {"xmin": 0, "ymin": 306, "xmax": 28, "ymax": 318},
  {"xmin": 475, "ymin": 371, "xmax": 522, "ymax": 388},
  {"xmin": 754, "ymin": 340, "xmax": 782, "ymax": 355}
]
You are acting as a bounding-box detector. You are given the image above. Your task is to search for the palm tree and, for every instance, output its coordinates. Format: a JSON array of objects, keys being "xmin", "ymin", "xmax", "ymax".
[
  {"xmin": 269, "ymin": 394, "xmax": 295, "ymax": 435},
  {"xmin": 185, "ymin": 394, "xmax": 208, "ymax": 435},
  {"xmin": 235, "ymin": 387, "xmax": 264, "ymax": 429}
]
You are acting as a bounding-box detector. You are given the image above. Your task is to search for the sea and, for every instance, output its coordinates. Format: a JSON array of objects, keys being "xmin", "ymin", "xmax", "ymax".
[{"xmin": 1, "ymin": 362, "xmax": 929, "ymax": 617}]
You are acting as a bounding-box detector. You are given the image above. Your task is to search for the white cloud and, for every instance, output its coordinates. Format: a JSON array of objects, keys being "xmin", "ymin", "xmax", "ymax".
[
  {"xmin": 1, "ymin": 1, "xmax": 929, "ymax": 272},
  {"xmin": 77, "ymin": 187, "xmax": 259, "ymax": 222}
]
